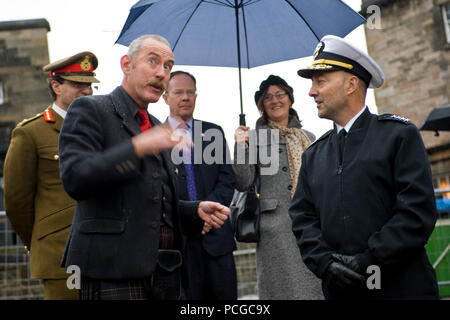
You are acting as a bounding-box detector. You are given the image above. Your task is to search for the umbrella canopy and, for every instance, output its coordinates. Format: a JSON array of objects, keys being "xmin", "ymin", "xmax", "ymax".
[
  {"xmin": 419, "ymin": 104, "xmax": 450, "ymax": 133},
  {"xmin": 116, "ymin": 0, "xmax": 365, "ymax": 124}
]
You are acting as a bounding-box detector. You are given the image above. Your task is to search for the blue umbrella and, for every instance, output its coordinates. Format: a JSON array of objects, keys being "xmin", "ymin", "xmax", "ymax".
[{"xmin": 116, "ymin": 0, "xmax": 365, "ymax": 125}]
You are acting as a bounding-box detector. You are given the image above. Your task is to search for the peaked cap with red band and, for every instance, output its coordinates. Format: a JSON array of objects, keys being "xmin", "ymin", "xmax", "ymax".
[{"xmin": 43, "ymin": 51, "xmax": 100, "ymax": 83}]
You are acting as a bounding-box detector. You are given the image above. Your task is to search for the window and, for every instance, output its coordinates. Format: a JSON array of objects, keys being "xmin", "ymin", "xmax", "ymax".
[
  {"xmin": 0, "ymin": 82, "xmax": 4, "ymax": 105},
  {"xmin": 443, "ymin": 3, "xmax": 450, "ymax": 43}
]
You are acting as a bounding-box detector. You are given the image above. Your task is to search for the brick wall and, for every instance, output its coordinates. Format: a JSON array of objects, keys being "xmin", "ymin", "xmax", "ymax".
[
  {"xmin": 0, "ymin": 19, "xmax": 51, "ymax": 184},
  {"xmin": 363, "ymin": 0, "xmax": 450, "ymax": 149},
  {"xmin": 0, "ymin": 19, "xmax": 51, "ymax": 127}
]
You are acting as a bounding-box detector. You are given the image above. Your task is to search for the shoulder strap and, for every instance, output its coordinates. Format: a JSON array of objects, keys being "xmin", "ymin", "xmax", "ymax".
[{"xmin": 377, "ymin": 113, "xmax": 410, "ymax": 124}]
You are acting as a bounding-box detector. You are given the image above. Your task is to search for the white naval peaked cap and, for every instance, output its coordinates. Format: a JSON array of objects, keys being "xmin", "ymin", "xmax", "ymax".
[{"xmin": 297, "ymin": 35, "xmax": 385, "ymax": 88}]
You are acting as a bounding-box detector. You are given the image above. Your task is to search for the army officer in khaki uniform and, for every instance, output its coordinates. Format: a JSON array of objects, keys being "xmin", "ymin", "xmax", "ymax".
[{"xmin": 3, "ymin": 52, "xmax": 99, "ymax": 299}]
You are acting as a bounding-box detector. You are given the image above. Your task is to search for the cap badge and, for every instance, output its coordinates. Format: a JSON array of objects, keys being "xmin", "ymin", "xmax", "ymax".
[
  {"xmin": 313, "ymin": 42, "xmax": 324, "ymax": 59},
  {"xmin": 80, "ymin": 56, "xmax": 92, "ymax": 71}
]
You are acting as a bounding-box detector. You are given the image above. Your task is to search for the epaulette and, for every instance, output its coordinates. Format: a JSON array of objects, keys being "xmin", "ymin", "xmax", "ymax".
[
  {"xmin": 378, "ymin": 114, "xmax": 410, "ymax": 124},
  {"xmin": 16, "ymin": 112, "xmax": 43, "ymax": 127},
  {"xmin": 308, "ymin": 129, "xmax": 334, "ymax": 148}
]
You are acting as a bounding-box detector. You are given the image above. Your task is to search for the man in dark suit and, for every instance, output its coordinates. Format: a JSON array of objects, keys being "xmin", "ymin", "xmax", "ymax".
[
  {"xmin": 163, "ymin": 71, "xmax": 237, "ymax": 300},
  {"xmin": 58, "ymin": 35, "xmax": 230, "ymax": 300}
]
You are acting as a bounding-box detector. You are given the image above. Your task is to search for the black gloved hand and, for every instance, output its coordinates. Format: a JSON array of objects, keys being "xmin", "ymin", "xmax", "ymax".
[
  {"xmin": 322, "ymin": 261, "xmax": 367, "ymax": 300},
  {"xmin": 332, "ymin": 253, "xmax": 365, "ymax": 275},
  {"xmin": 323, "ymin": 261, "xmax": 365, "ymax": 290}
]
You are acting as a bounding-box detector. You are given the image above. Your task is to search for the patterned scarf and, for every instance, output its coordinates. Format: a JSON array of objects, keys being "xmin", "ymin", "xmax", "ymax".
[{"xmin": 268, "ymin": 119, "xmax": 311, "ymax": 198}]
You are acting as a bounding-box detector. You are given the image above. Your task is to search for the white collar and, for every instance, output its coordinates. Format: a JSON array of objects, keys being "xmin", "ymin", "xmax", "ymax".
[
  {"xmin": 167, "ymin": 116, "xmax": 193, "ymax": 130},
  {"xmin": 52, "ymin": 103, "xmax": 67, "ymax": 119},
  {"xmin": 336, "ymin": 107, "xmax": 366, "ymax": 133}
]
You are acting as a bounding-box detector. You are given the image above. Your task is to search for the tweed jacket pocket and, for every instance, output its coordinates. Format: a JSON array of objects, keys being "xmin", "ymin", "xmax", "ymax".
[
  {"xmin": 260, "ymin": 198, "xmax": 278, "ymax": 213},
  {"xmin": 79, "ymin": 219, "xmax": 126, "ymax": 234}
]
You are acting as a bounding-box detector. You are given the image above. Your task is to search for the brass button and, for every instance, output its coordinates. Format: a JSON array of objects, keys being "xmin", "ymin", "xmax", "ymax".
[{"xmin": 54, "ymin": 154, "xmax": 59, "ymax": 160}]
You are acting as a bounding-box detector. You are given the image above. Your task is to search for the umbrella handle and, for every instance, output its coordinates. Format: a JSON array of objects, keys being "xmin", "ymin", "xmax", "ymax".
[{"xmin": 239, "ymin": 113, "xmax": 246, "ymax": 126}]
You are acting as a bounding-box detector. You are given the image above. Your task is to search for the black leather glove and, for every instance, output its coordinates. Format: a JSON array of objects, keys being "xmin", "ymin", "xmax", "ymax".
[
  {"xmin": 323, "ymin": 261, "xmax": 365, "ymax": 290},
  {"xmin": 332, "ymin": 253, "xmax": 364, "ymax": 275},
  {"xmin": 332, "ymin": 251, "xmax": 377, "ymax": 277},
  {"xmin": 322, "ymin": 261, "xmax": 367, "ymax": 299}
]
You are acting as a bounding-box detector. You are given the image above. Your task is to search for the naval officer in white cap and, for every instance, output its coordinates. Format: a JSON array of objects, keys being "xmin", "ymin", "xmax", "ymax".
[{"xmin": 289, "ymin": 35, "xmax": 439, "ymax": 300}]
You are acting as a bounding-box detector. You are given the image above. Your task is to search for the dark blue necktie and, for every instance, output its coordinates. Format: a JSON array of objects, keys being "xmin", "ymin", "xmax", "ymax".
[
  {"xmin": 338, "ymin": 129, "xmax": 347, "ymax": 165},
  {"xmin": 184, "ymin": 161, "xmax": 197, "ymax": 201},
  {"xmin": 177, "ymin": 122, "xmax": 197, "ymax": 201}
]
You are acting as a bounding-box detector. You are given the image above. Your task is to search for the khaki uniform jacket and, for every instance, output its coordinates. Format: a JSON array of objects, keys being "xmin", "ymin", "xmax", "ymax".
[{"xmin": 3, "ymin": 106, "xmax": 75, "ymax": 279}]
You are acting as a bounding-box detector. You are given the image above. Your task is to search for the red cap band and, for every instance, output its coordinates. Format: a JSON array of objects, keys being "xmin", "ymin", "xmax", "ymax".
[{"xmin": 50, "ymin": 55, "xmax": 94, "ymax": 77}]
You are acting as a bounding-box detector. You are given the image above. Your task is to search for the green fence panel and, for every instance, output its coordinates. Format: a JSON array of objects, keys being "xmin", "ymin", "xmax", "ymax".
[{"xmin": 425, "ymin": 221, "xmax": 450, "ymax": 298}]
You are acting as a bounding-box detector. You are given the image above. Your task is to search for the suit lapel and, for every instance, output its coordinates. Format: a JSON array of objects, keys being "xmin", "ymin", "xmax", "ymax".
[{"xmin": 110, "ymin": 88, "xmax": 141, "ymax": 137}]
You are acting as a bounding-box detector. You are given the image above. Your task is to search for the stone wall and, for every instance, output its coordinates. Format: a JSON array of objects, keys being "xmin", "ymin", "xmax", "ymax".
[
  {"xmin": 363, "ymin": 0, "xmax": 450, "ymax": 150},
  {"xmin": 0, "ymin": 19, "xmax": 51, "ymax": 123},
  {"xmin": 0, "ymin": 19, "xmax": 51, "ymax": 175}
]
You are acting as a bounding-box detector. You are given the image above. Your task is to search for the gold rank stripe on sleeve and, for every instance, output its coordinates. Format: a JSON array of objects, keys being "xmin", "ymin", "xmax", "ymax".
[{"xmin": 43, "ymin": 109, "xmax": 55, "ymax": 123}]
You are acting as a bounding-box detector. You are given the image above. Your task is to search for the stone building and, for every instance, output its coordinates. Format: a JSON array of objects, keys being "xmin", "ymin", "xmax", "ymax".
[
  {"xmin": 0, "ymin": 18, "xmax": 51, "ymax": 178},
  {"xmin": 361, "ymin": 0, "xmax": 450, "ymax": 201},
  {"xmin": 0, "ymin": 18, "xmax": 50, "ymax": 300}
]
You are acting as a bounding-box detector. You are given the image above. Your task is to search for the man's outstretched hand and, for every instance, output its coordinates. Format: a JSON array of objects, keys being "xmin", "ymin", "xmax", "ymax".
[{"xmin": 197, "ymin": 201, "xmax": 230, "ymax": 235}]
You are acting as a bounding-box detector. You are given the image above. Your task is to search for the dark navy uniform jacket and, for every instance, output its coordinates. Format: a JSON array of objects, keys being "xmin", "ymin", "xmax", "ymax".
[{"xmin": 289, "ymin": 107, "xmax": 439, "ymax": 299}]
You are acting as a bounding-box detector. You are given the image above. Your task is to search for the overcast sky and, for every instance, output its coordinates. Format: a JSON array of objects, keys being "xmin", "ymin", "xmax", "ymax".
[{"xmin": 1, "ymin": 0, "xmax": 373, "ymax": 146}]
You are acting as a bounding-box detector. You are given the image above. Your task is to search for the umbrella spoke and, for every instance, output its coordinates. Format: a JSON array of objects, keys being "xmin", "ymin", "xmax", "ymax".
[
  {"xmin": 284, "ymin": 0, "xmax": 320, "ymax": 40},
  {"xmin": 173, "ymin": 1, "xmax": 204, "ymax": 51},
  {"xmin": 206, "ymin": 0, "xmax": 235, "ymax": 8},
  {"xmin": 243, "ymin": 0, "xmax": 264, "ymax": 6}
]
